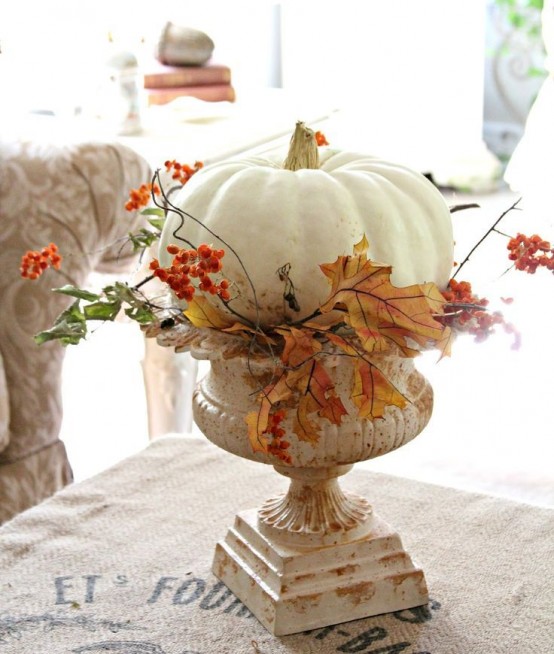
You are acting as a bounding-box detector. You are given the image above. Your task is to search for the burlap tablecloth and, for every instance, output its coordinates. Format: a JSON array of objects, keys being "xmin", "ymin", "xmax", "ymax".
[{"xmin": 0, "ymin": 435, "xmax": 552, "ymax": 653}]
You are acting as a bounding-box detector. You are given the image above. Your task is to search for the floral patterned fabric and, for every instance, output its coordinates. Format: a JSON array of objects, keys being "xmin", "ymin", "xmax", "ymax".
[
  {"xmin": 0, "ymin": 354, "xmax": 9, "ymax": 453},
  {"xmin": 0, "ymin": 441, "xmax": 71, "ymax": 525},
  {"xmin": 0, "ymin": 136, "xmax": 151, "ymax": 524}
]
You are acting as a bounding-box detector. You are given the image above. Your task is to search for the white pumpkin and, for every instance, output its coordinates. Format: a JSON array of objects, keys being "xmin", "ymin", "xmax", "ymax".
[{"xmin": 159, "ymin": 123, "xmax": 454, "ymax": 328}]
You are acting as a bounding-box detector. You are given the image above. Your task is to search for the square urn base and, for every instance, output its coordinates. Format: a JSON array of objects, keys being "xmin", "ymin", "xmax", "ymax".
[{"xmin": 212, "ymin": 509, "xmax": 429, "ymax": 636}]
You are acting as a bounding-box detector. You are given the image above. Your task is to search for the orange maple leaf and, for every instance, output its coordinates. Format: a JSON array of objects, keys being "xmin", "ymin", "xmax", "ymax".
[
  {"xmin": 279, "ymin": 326, "xmax": 322, "ymax": 367},
  {"xmin": 222, "ymin": 321, "xmax": 277, "ymax": 346},
  {"xmin": 281, "ymin": 328, "xmax": 347, "ymax": 419},
  {"xmin": 244, "ymin": 237, "xmax": 453, "ymax": 460},
  {"xmin": 293, "ymin": 394, "xmax": 321, "ymax": 443},
  {"xmin": 287, "ymin": 358, "xmax": 348, "ymax": 442},
  {"xmin": 281, "ymin": 328, "xmax": 348, "ymax": 442},
  {"xmin": 352, "ymin": 358, "xmax": 407, "ymax": 419},
  {"xmin": 245, "ymin": 369, "xmax": 291, "ymax": 455},
  {"xmin": 325, "ymin": 330, "xmax": 408, "ymax": 417},
  {"xmin": 319, "ymin": 246, "xmax": 450, "ymax": 357},
  {"xmin": 247, "ymin": 328, "xmax": 348, "ymax": 449}
]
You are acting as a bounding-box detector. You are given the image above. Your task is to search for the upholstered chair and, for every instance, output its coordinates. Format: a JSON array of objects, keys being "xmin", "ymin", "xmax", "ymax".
[{"xmin": 0, "ymin": 137, "xmax": 151, "ymax": 523}]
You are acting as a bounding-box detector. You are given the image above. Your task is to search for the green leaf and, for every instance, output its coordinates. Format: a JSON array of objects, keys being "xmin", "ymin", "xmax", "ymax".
[
  {"xmin": 34, "ymin": 300, "xmax": 87, "ymax": 345},
  {"xmin": 124, "ymin": 304, "xmax": 156, "ymax": 324},
  {"xmin": 141, "ymin": 207, "xmax": 165, "ymax": 217},
  {"xmin": 54, "ymin": 285, "xmax": 100, "ymax": 302},
  {"xmin": 35, "ymin": 280, "xmax": 157, "ymax": 345},
  {"xmin": 83, "ymin": 300, "xmax": 122, "ymax": 321},
  {"xmin": 59, "ymin": 300, "xmax": 86, "ymax": 324},
  {"xmin": 105, "ymin": 282, "xmax": 137, "ymax": 304},
  {"xmin": 147, "ymin": 216, "xmax": 165, "ymax": 231},
  {"xmin": 128, "ymin": 228, "xmax": 160, "ymax": 252},
  {"xmin": 104, "ymin": 282, "xmax": 156, "ymax": 324},
  {"xmin": 34, "ymin": 321, "xmax": 87, "ymax": 345}
]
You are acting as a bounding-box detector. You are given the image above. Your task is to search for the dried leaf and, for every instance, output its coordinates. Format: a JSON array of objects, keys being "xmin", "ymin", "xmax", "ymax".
[
  {"xmin": 353, "ymin": 234, "xmax": 369, "ymax": 256},
  {"xmin": 302, "ymin": 315, "xmax": 344, "ymax": 330},
  {"xmin": 223, "ymin": 322, "xmax": 277, "ymax": 345},
  {"xmin": 278, "ymin": 326, "xmax": 322, "ymax": 367},
  {"xmin": 247, "ymin": 328, "xmax": 348, "ymax": 449},
  {"xmin": 320, "ymin": 251, "xmax": 450, "ymax": 356},
  {"xmin": 303, "ymin": 362, "xmax": 347, "ymax": 422},
  {"xmin": 245, "ymin": 370, "xmax": 291, "ymax": 455},
  {"xmin": 285, "ymin": 360, "xmax": 346, "ymax": 442},
  {"xmin": 281, "ymin": 328, "xmax": 347, "ymax": 425},
  {"xmin": 352, "ymin": 358, "xmax": 408, "ymax": 419},
  {"xmin": 184, "ymin": 296, "xmax": 234, "ymax": 329},
  {"xmin": 325, "ymin": 331, "xmax": 359, "ymax": 356},
  {"xmin": 435, "ymin": 325, "xmax": 454, "ymax": 359},
  {"xmin": 245, "ymin": 407, "xmax": 271, "ymax": 455},
  {"xmin": 293, "ymin": 393, "xmax": 321, "ymax": 443},
  {"xmin": 244, "ymin": 238, "xmax": 453, "ymax": 460}
]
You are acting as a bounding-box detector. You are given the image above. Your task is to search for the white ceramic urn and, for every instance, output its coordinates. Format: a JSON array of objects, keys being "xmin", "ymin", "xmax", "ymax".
[{"xmin": 158, "ymin": 322, "xmax": 433, "ymax": 636}]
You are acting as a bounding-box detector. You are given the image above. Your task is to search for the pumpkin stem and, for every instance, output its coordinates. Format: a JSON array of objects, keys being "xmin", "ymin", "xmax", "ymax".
[{"xmin": 283, "ymin": 121, "xmax": 319, "ymax": 171}]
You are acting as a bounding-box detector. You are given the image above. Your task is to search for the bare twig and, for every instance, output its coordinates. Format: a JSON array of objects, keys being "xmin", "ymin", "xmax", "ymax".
[
  {"xmin": 449, "ymin": 203, "xmax": 480, "ymax": 213},
  {"xmin": 452, "ymin": 198, "xmax": 522, "ymax": 280}
]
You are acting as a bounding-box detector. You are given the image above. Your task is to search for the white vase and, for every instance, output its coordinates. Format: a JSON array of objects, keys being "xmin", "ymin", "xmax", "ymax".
[{"xmin": 169, "ymin": 323, "xmax": 434, "ymax": 636}]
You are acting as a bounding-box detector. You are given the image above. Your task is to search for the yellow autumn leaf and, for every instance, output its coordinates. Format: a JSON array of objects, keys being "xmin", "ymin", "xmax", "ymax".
[
  {"xmin": 277, "ymin": 326, "xmax": 322, "ymax": 368},
  {"xmin": 222, "ymin": 322, "xmax": 277, "ymax": 345},
  {"xmin": 319, "ymin": 254, "xmax": 450, "ymax": 355},
  {"xmin": 245, "ymin": 407, "xmax": 271, "ymax": 455},
  {"xmin": 352, "ymin": 358, "xmax": 408, "ymax": 419},
  {"xmin": 293, "ymin": 394, "xmax": 321, "ymax": 444},
  {"xmin": 285, "ymin": 356, "xmax": 348, "ymax": 443},
  {"xmin": 353, "ymin": 233, "xmax": 369, "ymax": 256},
  {"xmin": 184, "ymin": 296, "xmax": 234, "ymax": 329},
  {"xmin": 245, "ymin": 369, "xmax": 292, "ymax": 455}
]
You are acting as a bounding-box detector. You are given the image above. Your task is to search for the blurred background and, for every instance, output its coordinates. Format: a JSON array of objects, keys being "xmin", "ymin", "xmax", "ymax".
[
  {"xmin": 0, "ymin": 1, "xmax": 546, "ymax": 171},
  {"xmin": 1, "ymin": 1, "xmax": 551, "ymax": 505}
]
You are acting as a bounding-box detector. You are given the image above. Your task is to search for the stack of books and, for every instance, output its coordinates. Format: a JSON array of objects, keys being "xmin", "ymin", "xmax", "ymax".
[{"xmin": 143, "ymin": 61, "xmax": 235, "ymax": 106}]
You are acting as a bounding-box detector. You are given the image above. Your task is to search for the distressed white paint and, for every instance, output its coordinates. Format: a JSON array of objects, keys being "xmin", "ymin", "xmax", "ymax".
[
  {"xmin": 184, "ymin": 333, "xmax": 433, "ymax": 635},
  {"xmin": 213, "ymin": 509, "xmax": 428, "ymax": 636}
]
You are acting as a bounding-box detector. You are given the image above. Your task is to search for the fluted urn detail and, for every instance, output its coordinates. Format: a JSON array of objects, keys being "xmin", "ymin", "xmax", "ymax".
[
  {"xmin": 193, "ymin": 348, "xmax": 433, "ymax": 470},
  {"xmin": 258, "ymin": 465, "xmax": 373, "ymax": 546}
]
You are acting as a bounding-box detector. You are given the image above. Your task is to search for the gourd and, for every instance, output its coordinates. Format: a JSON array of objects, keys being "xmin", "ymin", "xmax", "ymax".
[{"xmin": 159, "ymin": 122, "xmax": 454, "ymax": 328}]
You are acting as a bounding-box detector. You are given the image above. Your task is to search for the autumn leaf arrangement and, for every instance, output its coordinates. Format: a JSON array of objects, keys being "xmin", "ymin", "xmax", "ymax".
[{"xmin": 21, "ymin": 139, "xmax": 554, "ymax": 465}]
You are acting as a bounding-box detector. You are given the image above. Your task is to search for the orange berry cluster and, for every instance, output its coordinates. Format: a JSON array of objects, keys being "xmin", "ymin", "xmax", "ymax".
[
  {"xmin": 125, "ymin": 161, "xmax": 203, "ymax": 212},
  {"xmin": 315, "ymin": 131, "xmax": 329, "ymax": 146},
  {"xmin": 440, "ymin": 279, "xmax": 506, "ymax": 343},
  {"xmin": 507, "ymin": 233, "xmax": 554, "ymax": 274},
  {"xmin": 149, "ymin": 243, "xmax": 230, "ymax": 303},
  {"xmin": 125, "ymin": 183, "xmax": 161, "ymax": 211},
  {"xmin": 164, "ymin": 160, "xmax": 203, "ymax": 185},
  {"xmin": 20, "ymin": 243, "xmax": 62, "ymax": 280},
  {"xmin": 265, "ymin": 410, "xmax": 292, "ymax": 465}
]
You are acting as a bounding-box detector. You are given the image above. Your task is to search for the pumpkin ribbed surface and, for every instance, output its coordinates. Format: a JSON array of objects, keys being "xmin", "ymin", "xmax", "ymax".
[{"xmin": 159, "ymin": 148, "xmax": 453, "ymax": 327}]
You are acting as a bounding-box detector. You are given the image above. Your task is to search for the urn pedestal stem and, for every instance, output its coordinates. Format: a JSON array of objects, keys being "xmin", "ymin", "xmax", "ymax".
[{"xmin": 258, "ymin": 464, "xmax": 374, "ymax": 548}]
